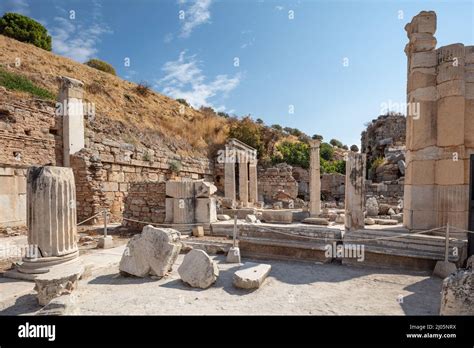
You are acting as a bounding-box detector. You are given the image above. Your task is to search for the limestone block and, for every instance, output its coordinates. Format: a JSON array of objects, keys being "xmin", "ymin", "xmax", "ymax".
[
  {"xmin": 405, "ymin": 160, "xmax": 435, "ymax": 185},
  {"xmin": 466, "ymin": 82, "xmax": 474, "ymax": 100},
  {"xmin": 233, "ymin": 262, "xmax": 271, "ymax": 289},
  {"xmin": 119, "ymin": 225, "xmax": 182, "ymax": 278},
  {"xmin": 440, "ymin": 269, "xmax": 473, "ymax": 315},
  {"xmin": 178, "ymin": 249, "xmax": 219, "ymax": 288},
  {"xmin": 373, "ymin": 218, "xmax": 398, "ymax": 225},
  {"xmin": 408, "ymin": 86, "xmax": 437, "ymax": 101},
  {"xmin": 437, "ymin": 80, "xmax": 465, "ymax": 99},
  {"xmin": 437, "ymin": 96, "xmax": 465, "ymax": 147},
  {"xmin": 364, "ymin": 218, "xmax": 375, "ymax": 225},
  {"xmin": 412, "ymin": 11, "xmax": 436, "ymax": 34},
  {"xmin": 365, "ymin": 197, "xmax": 379, "ymax": 216},
  {"xmin": 195, "ymin": 198, "xmax": 217, "ymax": 223},
  {"xmin": 261, "ymin": 210, "xmax": 292, "ymax": 224},
  {"xmin": 437, "ymin": 60, "xmax": 465, "ymax": 84},
  {"xmin": 406, "ymin": 101, "xmax": 437, "ymax": 150},
  {"xmin": 433, "ymin": 261, "xmax": 457, "ymax": 279},
  {"xmin": 226, "ymin": 246, "xmax": 241, "ymax": 264},
  {"xmin": 411, "ymin": 51, "xmax": 437, "ymax": 69},
  {"xmin": 302, "ymin": 217, "xmax": 329, "ymax": 225},
  {"xmin": 165, "ymin": 181, "xmax": 195, "ymax": 198},
  {"xmin": 165, "ymin": 197, "xmax": 173, "ymax": 223},
  {"xmin": 173, "ymin": 198, "xmax": 195, "ymax": 224},
  {"xmin": 408, "ymin": 71, "xmax": 436, "ymax": 92},
  {"xmin": 217, "ymin": 214, "xmax": 231, "ymax": 221},
  {"xmin": 194, "ymin": 181, "xmax": 217, "ymax": 198},
  {"xmin": 435, "ymin": 160, "xmax": 464, "ymax": 185},
  {"xmin": 98, "ymin": 235, "xmax": 113, "ymax": 249},
  {"xmin": 464, "ymin": 100, "xmax": 474, "ymax": 147},
  {"xmin": 245, "ymin": 214, "xmax": 258, "ymax": 223},
  {"xmin": 192, "ymin": 226, "xmax": 204, "ymax": 237},
  {"xmin": 408, "ymin": 32, "xmax": 437, "ymax": 52},
  {"xmin": 403, "ymin": 184, "xmax": 437, "ymax": 212},
  {"xmin": 407, "ymin": 209, "xmax": 438, "ymax": 230},
  {"xmin": 36, "ymin": 294, "xmax": 80, "ymax": 315}
]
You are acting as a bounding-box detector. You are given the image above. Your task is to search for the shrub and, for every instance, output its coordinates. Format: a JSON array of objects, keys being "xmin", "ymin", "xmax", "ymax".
[
  {"xmin": 169, "ymin": 160, "xmax": 182, "ymax": 174},
  {"xmin": 84, "ymin": 58, "xmax": 116, "ymax": 75},
  {"xmin": 312, "ymin": 134, "xmax": 323, "ymax": 141},
  {"xmin": 0, "ymin": 68, "xmax": 55, "ymax": 99},
  {"xmin": 228, "ymin": 116, "xmax": 264, "ymax": 156},
  {"xmin": 321, "ymin": 158, "xmax": 346, "ymax": 175},
  {"xmin": 135, "ymin": 81, "xmax": 151, "ymax": 96},
  {"xmin": 342, "ymin": 145, "xmax": 349, "ymax": 150},
  {"xmin": 329, "ymin": 138, "xmax": 344, "ymax": 148},
  {"xmin": 272, "ymin": 141, "xmax": 310, "ymax": 168},
  {"xmin": 176, "ymin": 98, "xmax": 189, "ymax": 106},
  {"xmin": 350, "ymin": 144, "xmax": 359, "ymax": 152},
  {"xmin": 271, "ymin": 124, "xmax": 283, "ymax": 131},
  {"xmin": 320, "ymin": 142, "xmax": 334, "ymax": 161},
  {"xmin": 217, "ymin": 111, "xmax": 230, "ymax": 118},
  {"xmin": 0, "ymin": 13, "xmax": 52, "ymax": 51}
]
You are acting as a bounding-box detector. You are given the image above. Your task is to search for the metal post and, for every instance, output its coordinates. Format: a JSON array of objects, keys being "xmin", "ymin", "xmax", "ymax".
[
  {"xmin": 103, "ymin": 209, "xmax": 108, "ymax": 237},
  {"xmin": 444, "ymin": 223, "xmax": 450, "ymax": 262},
  {"xmin": 233, "ymin": 215, "xmax": 237, "ymax": 247}
]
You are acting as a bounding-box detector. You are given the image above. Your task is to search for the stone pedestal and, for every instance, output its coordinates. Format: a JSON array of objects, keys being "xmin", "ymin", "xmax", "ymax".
[
  {"xmin": 345, "ymin": 153, "xmax": 366, "ymax": 231},
  {"xmin": 309, "ymin": 140, "xmax": 321, "ymax": 216}
]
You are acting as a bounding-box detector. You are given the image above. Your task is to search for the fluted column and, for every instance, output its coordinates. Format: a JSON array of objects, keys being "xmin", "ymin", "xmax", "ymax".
[
  {"xmin": 309, "ymin": 140, "xmax": 321, "ymax": 216},
  {"xmin": 20, "ymin": 166, "xmax": 78, "ymax": 273}
]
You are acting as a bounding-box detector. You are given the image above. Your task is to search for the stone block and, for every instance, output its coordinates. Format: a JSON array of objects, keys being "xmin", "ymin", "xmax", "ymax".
[
  {"xmin": 405, "ymin": 160, "xmax": 435, "ymax": 185},
  {"xmin": 173, "ymin": 198, "xmax": 195, "ymax": 224},
  {"xmin": 217, "ymin": 214, "xmax": 231, "ymax": 221},
  {"xmin": 194, "ymin": 181, "xmax": 217, "ymax": 198},
  {"xmin": 433, "ymin": 261, "xmax": 457, "ymax": 279},
  {"xmin": 226, "ymin": 246, "xmax": 241, "ymax": 264},
  {"xmin": 192, "ymin": 226, "xmax": 204, "ymax": 237},
  {"xmin": 261, "ymin": 210, "xmax": 293, "ymax": 224},
  {"xmin": 406, "ymin": 101, "xmax": 437, "ymax": 150},
  {"xmin": 178, "ymin": 249, "xmax": 219, "ymax": 289},
  {"xmin": 437, "ymin": 80, "xmax": 465, "ymax": 99},
  {"xmin": 435, "ymin": 159, "xmax": 464, "ymax": 185},
  {"xmin": 165, "ymin": 181, "xmax": 195, "ymax": 198},
  {"xmin": 98, "ymin": 235, "xmax": 113, "ymax": 249},
  {"xmin": 437, "ymin": 96, "xmax": 465, "ymax": 147},
  {"xmin": 195, "ymin": 198, "xmax": 217, "ymax": 223},
  {"xmin": 411, "ymin": 51, "xmax": 437, "ymax": 69},
  {"xmin": 233, "ymin": 262, "xmax": 271, "ymax": 289},
  {"xmin": 440, "ymin": 269, "xmax": 473, "ymax": 315},
  {"xmin": 119, "ymin": 225, "xmax": 181, "ymax": 278},
  {"xmin": 437, "ymin": 60, "xmax": 464, "ymax": 85},
  {"xmin": 302, "ymin": 217, "xmax": 329, "ymax": 225},
  {"xmin": 408, "ymin": 71, "xmax": 437, "ymax": 92}
]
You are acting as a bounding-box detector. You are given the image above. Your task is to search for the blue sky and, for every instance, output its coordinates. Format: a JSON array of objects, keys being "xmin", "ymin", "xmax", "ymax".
[{"xmin": 2, "ymin": 0, "xmax": 473, "ymax": 147}]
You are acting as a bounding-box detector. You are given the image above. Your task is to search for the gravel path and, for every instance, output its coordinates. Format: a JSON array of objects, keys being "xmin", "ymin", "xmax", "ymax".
[{"xmin": 71, "ymin": 255, "xmax": 442, "ymax": 315}]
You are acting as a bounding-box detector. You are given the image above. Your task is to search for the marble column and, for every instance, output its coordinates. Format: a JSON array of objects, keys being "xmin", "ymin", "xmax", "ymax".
[
  {"xmin": 309, "ymin": 140, "xmax": 321, "ymax": 216},
  {"xmin": 224, "ymin": 146, "xmax": 236, "ymax": 201},
  {"xmin": 59, "ymin": 76, "xmax": 85, "ymax": 167},
  {"xmin": 19, "ymin": 166, "xmax": 79, "ymax": 274},
  {"xmin": 249, "ymin": 159, "xmax": 258, "ymax": 204},
  {"xmin": 239, "ymin": 160, "xmax": 249, "ymax": 207},
  {"xmin": 345, "ymin": 153, "xmax": 366, "ymax": 231}
]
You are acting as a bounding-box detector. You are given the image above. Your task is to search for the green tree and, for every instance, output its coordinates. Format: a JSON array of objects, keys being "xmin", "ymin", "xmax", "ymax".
[
  {"xmin": 329, "ymin": 138, "xmax": 344, "ymax": 148},
  {"xmin": 85, "ymin": 58, "xmax": 116, "ymax": 75},
  {"xmin": 350, "ymin": 144, "xmax": 359, "ymax": 152},
  {"xmin": 273, "ymin": 141, "xmax": 310, "ymax": 168},
  {"xmin": 228, "ymin": 116, "xmax": 264, "ymax": 156},
  {"xmin": 271, "ymin": 124, "xmax": 283, "ymax": 131},
  {"xmin": 320, "ymin": 142, "xmax": 334, "ymax": 161},
  {"xmin": 0, "ymin": 13, "xmax": 52, "ymax": 51},
  {"xmin": 256, "ymin": 118, "xmax": 264, "ymax": 124},
  {"xmin": 312, "ymin": 134, "xmax": 323, "ymax": 141}
]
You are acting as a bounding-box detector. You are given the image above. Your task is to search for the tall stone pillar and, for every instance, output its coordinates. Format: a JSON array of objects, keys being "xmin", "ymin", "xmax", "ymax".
[
  {"xmin": 59, "ymin": 76, "xmax": 85, "ymax": 167},
  {"xmin": 345, "ymin": 153, "xmax": 366, "ymax": 231},
  {"xmin": 18, "ymin": 166, "xmax": 79, "ymax": 274},
  {"xmin": 239, "ymin": 161, "xmax": 249, "ymax": 207},
  {"xmin": 249, "ymin": 160, "xmax": 258, "ymax": 204},
  {"xmin": 224, "ymin": 146, "xmax": 236, "ymax": 201},
  {"xmin": 309, "ymin": 140, "xmax": 321, "ymax": 216}
]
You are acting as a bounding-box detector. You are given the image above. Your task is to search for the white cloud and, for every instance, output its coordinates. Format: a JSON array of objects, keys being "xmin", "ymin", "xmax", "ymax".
[
  {"xmin": 157, "ymin": 51, "xmax": 241, "ymax": 109},
  {"xmin": 49, "ymin": 3, "xmax": 111, "ymax": 62},
  {"xmin": 179, "ymin": 0, "xmax": 212, "ymax": 38},
  {"xmin": 163, "ymin": 33, "xmax": 174, "ymax": 43},
  {"xmin": 275, "ymin": 5, "xmax": 284, "ymax": 11},
  {"xmin": 3, "ymin": 0, "xmax": 29, "ymax": 15}
]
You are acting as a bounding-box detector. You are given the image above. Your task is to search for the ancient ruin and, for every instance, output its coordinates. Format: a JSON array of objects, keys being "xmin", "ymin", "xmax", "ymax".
[{"xmin": 0, "ymin": 7, "xmax": 472, "ymax": 321}]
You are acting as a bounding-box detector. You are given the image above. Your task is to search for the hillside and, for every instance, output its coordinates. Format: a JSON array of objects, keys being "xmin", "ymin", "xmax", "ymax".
[{"xmin": 0, "ymin": 35, "xmax": 228, "ymax": 157}]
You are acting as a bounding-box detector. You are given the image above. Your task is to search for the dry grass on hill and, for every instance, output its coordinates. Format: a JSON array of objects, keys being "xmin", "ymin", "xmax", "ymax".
[{"xmin": 0, "ymin": 35, "xmax": 228, "ymax": 156}]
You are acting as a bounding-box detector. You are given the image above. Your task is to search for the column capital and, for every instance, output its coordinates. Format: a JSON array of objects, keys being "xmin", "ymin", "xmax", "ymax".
[{"xmin": 309, "ymin": 139, "xmax": 321, "ymax": 148}]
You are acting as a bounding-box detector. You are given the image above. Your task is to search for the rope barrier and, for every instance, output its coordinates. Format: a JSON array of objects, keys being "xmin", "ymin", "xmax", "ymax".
[{"xmin": 77, "ymin": 210, "xmax": 106, "ymax": 226}]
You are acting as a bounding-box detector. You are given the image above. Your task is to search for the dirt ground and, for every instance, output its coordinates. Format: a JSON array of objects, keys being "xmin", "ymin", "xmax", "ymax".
[{"xmin": 1, "ymin": 251, "xmax": 443, "ymax": 315}]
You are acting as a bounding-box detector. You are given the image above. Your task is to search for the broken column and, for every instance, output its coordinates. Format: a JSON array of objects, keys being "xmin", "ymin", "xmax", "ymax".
[
  {"xmin": 59, "ymin": 76, "xmax": 85, "ymax": 167},
  {"xmin": 309, "ymin": 140, "xmax": 321, "ymax": 216},
  {"xmin": 239, "ymin": 161, "xmax": 249, "ymax": 207},
  {"xmin": 345, "ymin": 153, "xmax": 366, "ymax": 231},
  {"xmin": 18, "ymin": 166, "xmax": 79, "ymax": 275}
]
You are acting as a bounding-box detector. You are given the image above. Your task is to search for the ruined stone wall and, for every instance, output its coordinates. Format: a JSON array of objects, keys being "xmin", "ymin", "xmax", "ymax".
[
  {"xmin": 404, "ymin": 11, "xmax": 474, "ymax": 231},
  {"xmin": 321, "ymin": 173, "xmax": 345, "ymax": 202},
  {"xmin": 258, "ymin": 163, "xmax": 298, "ymax": 202},
  {"xmin": 0, "ymin": 91, "xmax": 63, "ymax": 229},
  {"xmin": 121, "ymin": 182, "xmax": 166, "ymax": 232},
  {"xmin": 366, "ymin": 178, "xmax": 404, "ymax": 205},
  {"xmin": 292, "ymin": 166, "xmax": 309, "ymax": 200}
]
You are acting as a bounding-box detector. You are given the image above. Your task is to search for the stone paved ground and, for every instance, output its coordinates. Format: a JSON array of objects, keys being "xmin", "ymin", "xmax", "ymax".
[{"xmin": 0, "ymin": 246, "xmax": 443, "ymax": 315}]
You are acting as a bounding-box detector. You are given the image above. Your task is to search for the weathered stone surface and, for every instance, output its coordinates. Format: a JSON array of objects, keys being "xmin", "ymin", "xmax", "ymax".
[
  {"xmin": 217, "ymin": 214, "xmax": 231, "ymax": 221},
  {"xmin": 165, "ymin": 181, "xmax": 195, "ymax": 198},
  {"xmin": 433, "ymin": 261, "xmax": 457, "ymax": 279},
  {"xmin": 195, "ymin": 198, "xmax": 217, "ymax": 223},
  {"xmin": 119, "ymin": 225, "xmax": 181, "ymax": 278},
  {"xmin": 440, "ymin": 269, "xmax": 473, "ymax": 315},
  {"xmin": 373, "ymin": 218, "xmax": 398, "ymax": 225},
  {"xmin": 34, "ymin": 262, "xmax": 84, "ymax": 306},
  {"xmin": 192, "ymin": 226, "xmax": 204, "ymax": 237},
  {"xmin": 36, "ymin": 294, "xmax": 79, "ymax": 315},
  {"xmin": 194, "ymin": 181, "xmax": 217, "ymax": 198},
  {"xmin": 364, "ymin": 217, "xmax": 375, "ymax": 225},
  {"xmin": 226, "ymin": 246, "xmax": 241, "ymax": 264},
  {"xmin": 245, "ymin": 214, "xmax": 258, "ymax": 223},
  {"xmin": 302, "ymin": 217, "xmax": 329, "ymax": 226},
  {"xmin": 178, "ymin": 249, "xmax": 219, "ymax": 288},
  {"xmin": 261, "ymin": 210, "xmax": 292, "ymax": 224},
  {"xmin": 233, "ymin": 262, "xmax": 271, "ymax": 289},
  {"xmin": 98, "ymin": 235, "xmax": 113, "ymax": 249},
  {"xmin": 366, "ymin": 197, "xmax": 379, "ymax": 216},
  {"xmin": 335, "ymin": 214, "xmax": 345, "ymax": 224}
]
